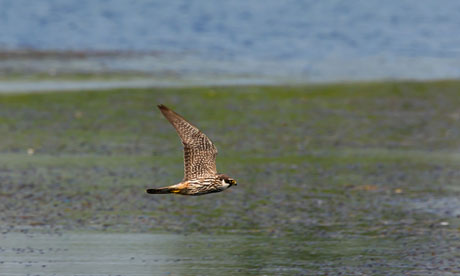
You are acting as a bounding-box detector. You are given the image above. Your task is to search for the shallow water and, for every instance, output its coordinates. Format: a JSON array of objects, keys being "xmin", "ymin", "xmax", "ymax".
[
  {"xmin": 0, "ymin": 231, "xmax": 440, "ymax": 275},
  {"xmin": 1, "ymin": 84, "xmax": 460, "ymax": 274},
  {"xmin": 0, "ymin": 78, "xmax": 282, "ymax": 93}
]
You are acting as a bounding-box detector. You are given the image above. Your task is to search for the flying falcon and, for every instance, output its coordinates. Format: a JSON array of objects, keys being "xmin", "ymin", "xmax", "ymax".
[{"xmin": 146, "ymin": 104, "xmax": 237, "ymax": 196}]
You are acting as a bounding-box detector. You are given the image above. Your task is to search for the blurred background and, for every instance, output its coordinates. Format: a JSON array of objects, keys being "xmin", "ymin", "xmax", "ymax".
[
  {"xmin": 1, "ymin": 1, "xmax": 460, "ymax": 275},
  {"xmin": 1, "ymin": 0, "xmax": 460, "ymax": 86}
]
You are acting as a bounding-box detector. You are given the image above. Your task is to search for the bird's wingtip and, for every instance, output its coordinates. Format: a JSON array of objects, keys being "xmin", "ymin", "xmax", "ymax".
[{"xmin": 158, "ymin": 104, "xmax": 173, "ymax": 113}]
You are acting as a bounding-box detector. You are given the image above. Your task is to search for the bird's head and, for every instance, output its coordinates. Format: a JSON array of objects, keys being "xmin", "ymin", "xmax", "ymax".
[{"xmin": 218, "ymin": 174, "xmax": 237, "ymax": 187}]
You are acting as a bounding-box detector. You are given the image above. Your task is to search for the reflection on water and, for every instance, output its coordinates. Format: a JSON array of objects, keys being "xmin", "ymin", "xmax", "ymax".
[{"xmin": 0, "ymin": 231, "xmax": 423, "ymax": 275}]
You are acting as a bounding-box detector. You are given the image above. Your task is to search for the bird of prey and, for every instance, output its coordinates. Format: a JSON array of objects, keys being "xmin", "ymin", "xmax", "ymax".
[{"xmin": 146, "ymin": 104, "xmax": 237, "ymax": 196}]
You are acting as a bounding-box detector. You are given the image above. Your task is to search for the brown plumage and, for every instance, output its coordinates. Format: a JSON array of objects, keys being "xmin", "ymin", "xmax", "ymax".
[{"xmin": 146, "ymin": 104, "xmax": 237, "ymax": 196}]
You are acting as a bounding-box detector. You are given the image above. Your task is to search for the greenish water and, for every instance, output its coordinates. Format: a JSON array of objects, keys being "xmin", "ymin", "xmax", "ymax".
[
  {"xmin": 0, "ymin": 231, "xmax": 451, "ymax": 275},
  {"xmin": 0, "ymin": 81, "xmax": 460, "ymax": 274}
]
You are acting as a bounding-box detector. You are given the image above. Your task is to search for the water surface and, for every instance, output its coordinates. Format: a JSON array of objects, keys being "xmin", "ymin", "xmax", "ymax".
[
  {"xmin": 2, "ymin": 0, "xmax": 460, "ymax": 81},
  {"xmin": 0, "ymin": 231, "xmax": 440, "ymax": 275}
]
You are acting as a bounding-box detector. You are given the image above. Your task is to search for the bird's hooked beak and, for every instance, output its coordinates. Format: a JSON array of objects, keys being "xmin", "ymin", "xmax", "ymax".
[{"xmin": 230, "ymin": 179, "xmax": 237, "ymax": 186}]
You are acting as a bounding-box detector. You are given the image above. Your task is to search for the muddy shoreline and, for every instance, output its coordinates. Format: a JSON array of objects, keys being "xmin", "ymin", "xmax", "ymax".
[{"xmin": 0, "ymin": 81, "xmax": 459, "ymax": 273}]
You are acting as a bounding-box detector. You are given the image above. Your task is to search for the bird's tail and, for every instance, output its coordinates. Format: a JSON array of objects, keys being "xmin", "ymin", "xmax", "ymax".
[{"xmin": 146, "ymin": 186, "xmax": 179, "ymax": 194}]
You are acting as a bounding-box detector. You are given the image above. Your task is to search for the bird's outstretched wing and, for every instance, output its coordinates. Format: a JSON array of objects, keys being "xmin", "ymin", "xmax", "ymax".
[{"xmin": 158, "ymin": 104, "xmax": 218, "ymax": 180}]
